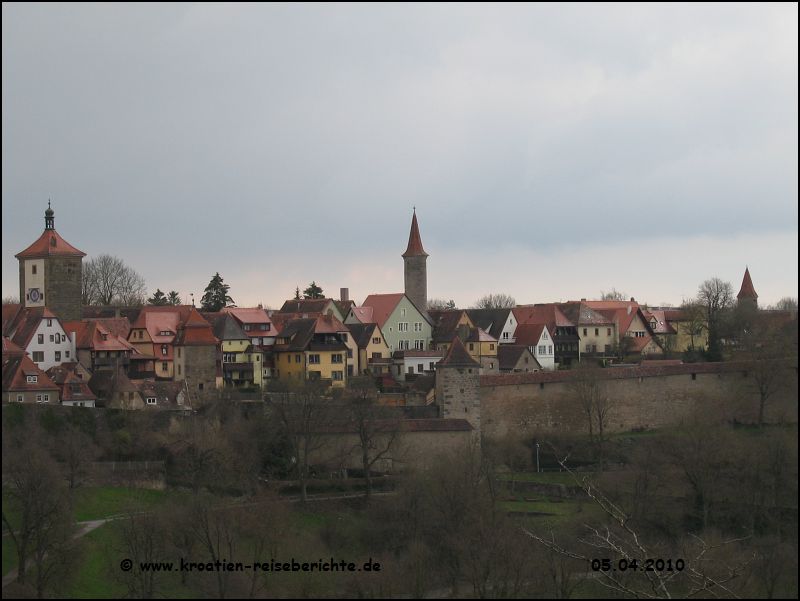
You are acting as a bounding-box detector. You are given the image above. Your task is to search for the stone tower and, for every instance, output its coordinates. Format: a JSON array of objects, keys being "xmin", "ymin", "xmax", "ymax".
[
  {"xmin": 15, "ymin": 202, "xmax": 86, "ymax": 321},
  {"xmin": 737, "ymin": 267, "xmax": 758, "ymax": 309},
  {"xmin": 436, "ymin": 336, "xmax": 481, "ymax": 435},
  {"xmin": 402, "ymin": 209, "xmax": 428, "ymax": 312}
]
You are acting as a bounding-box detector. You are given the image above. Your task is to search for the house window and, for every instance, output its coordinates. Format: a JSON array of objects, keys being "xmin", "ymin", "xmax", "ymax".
[
  {"xmin": 347, "ymin": 349, "xmax": 353, "ymax": 358},
  {"xmin": 223, "ymin": 353, "xmax": 235, "ymax": 363},
  {"xmin": 259, "ymin": 324, "xmax": 267, "ymax": 330},
  {"xmin": 503, "ymin": 332, "xmax": 509, "ymax": 339},
  {"xmin": 36, "ymin": 394, "xmax": 43, "ymax": 403},
  {"xmin": 548, "ymin": 345, "xmax": 553, "ymax": 354},
  {"xmin": 55, "ymin": 351, "xmax": 61, "ymax": 362},
  {"xmin": 162, "ymin": 362, "xmax": 168, "ymax": 371},
  {"xmin": 199, "ymin": 383, "xmax": 204, "ymax": 390},
  {"xmin": 178, "ymin": 365, "xmax": 181, "ymax": 375},
  {"xmin": 50, "ymin": 335, "xmax": 55, "ymax": 342},
  {"xmin": 161, "ymin": 345, "xmax": 168, "ymax": 356},
  {"xmin": 401, "ymin": 308, "xmax": 406, "ymax": 317},
  {"xmin": 543, "ymin": 331, "xmax": 548, "ymax": 340},
  {"xmin": 295, "ymin": 354, "xmax": 302, "ymax": 363},
  {"xmin": 177, "ymin": 348, "xmax": 181, "ymax": 358},
  {"xmin": 43, "ymin": 394, "xmax": 50, "ymax": 402},
  {"xmin": 408, "ymin": 366, "xmax": 414, "ymax": 374},
  {"xmin": 372, "ymin": 337, "xmax": 381, "ymax": 344},
  {"xmin": 595, "ymin": 328, "xmax": 599, "ymax": 336},
  {"xmin": 332, "ymin": 371, "xmax": 343, "ymax": 381},
  {"xmin": 146, "ymin": 397, "xmax": 157, "ymax": 405},
  {"xmin": 469, "ymin": 343, "xmax": 474, "ymax": 351},
  {"xmin": 38, "ymin": 334, "xmax": 44, "ymax": 344},
  {"xmin": 583, "ymin": 328, "xmax": 587, "ymax": 336},
  {"xmin": 16, "ymin": 394, "xmax": 23, "ymax": 402},
  {"xmin": 538, "ymin": 345, "xmax": 546, "ymax": 355},
  {"xmin": 414, "ymin": 339, "xmax": 424, "ymax": 350},
  {"xmin": 607, "ymin": 328, "xmax": 611, "ymax": 336},
  {"xmin": 398, "ymin": 322, "xmax": 409, "ymax": 332},
  {"xmin": 32, "ymin": 264, "xmax": 37, "ymax": 274},
  {"xmin": 429, "ymin": 362, "xmax": 435, "ymax": 370},
  {"xmin": 414, "ymin": 322, "xmax": 422, "ymax": 332},
  {"xmin": 32, "ymin": 351, "xmax": 44, "ymax": 362},
  {"xmin": 308, "ymin": 354, "xmax": 320, "ymax": 364},
  {"xmin": 418, "ymin": 363, "xmax": 424, "ymax": 372},
  {"xmin": 47, "ymin": 319, "xmax": 52, "ymax": 327},
  {"xmin": 26, "ymin": 375, "xmax": 38, "ymax": 383},
  {"xmin": 490, "ymin": 344, "xmax": 495, "ymax": 350},
  {"xmin": 332, "ymin": 354, "xmax": 343, "ymax": 364}
]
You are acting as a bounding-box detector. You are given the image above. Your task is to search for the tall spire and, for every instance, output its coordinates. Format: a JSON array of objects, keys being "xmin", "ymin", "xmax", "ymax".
[
  {"xmin": 45, "ymin": 200, "xmax": 55, "ymax": 230},
  {"xmin": 737, "ymin": 266, "xmax": 758, "ymax": 301},
  {"xmin": 402, "ymin": 209, "xmax": 428, "ymax": 258}
]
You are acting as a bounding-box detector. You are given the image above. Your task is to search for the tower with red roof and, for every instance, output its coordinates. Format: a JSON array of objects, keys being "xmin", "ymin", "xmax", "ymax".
[
  {"xmin": 737, "ymin": 267, "xmax": 758, "ymax": 309},
  {"xmin": 15, "ymin": 203, "xmax": 86, "ymax": 321},
  {"xmin": 402, "ymin": 209, "xmax": 428, "ymax": 312}
]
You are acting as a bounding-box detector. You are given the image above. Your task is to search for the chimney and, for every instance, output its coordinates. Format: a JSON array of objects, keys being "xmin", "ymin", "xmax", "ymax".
[
  {"xmin": 581, "ymin": 298, "xmax": 586, "ymax": 302},
  {"xmin": 630, "ymin": 297, "xmax": 635, "ymax": 302},
  {"xmin": 627, "ymin": 306, "xmax": 632, "ymax": 315},
  {"xmin": 340, "ymin": 288, "xmax": 349, "ymax": 302}
]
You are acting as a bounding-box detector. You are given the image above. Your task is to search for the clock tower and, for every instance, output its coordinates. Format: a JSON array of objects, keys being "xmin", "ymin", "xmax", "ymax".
[{"xmin": 15, "ymin": 202, "xmax": 86, "ymax": 321}]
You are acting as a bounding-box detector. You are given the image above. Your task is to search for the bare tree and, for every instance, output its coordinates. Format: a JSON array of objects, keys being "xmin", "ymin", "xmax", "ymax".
[
  {"xmin": 3, "ymin": 295, "xmax": 20, "ymax": 304},
  {"xmin": 569, "ymin": 365, "xmax": 613, "ymax": 468},
  {"xmin": 697, "ymin": 278, "xmax": 734, "ymax": 360},
  {"xmin": 428, "ymin": 298, "xmax": 457, "ymax": 310},
  {"xmin": 771, "ymin": 296, "xmax": 798, "ymax": 312},
  {"xmin": 473, "ymin": 293, "xmax": 516, "ymax": 309},
  {"xmin": 116, "ymin": 511, "xmax": 168, "ymax": 599},
  {"xmin": 269, "ymin": 381, "xmax": 334, "ymax": 503},
  {"xmin": 522, "ymin": 445, "xmax": 754, "ymax": 599},
  {"xmin": 53, "ymin": 424, "xmax": 102, "ymax": 491},
  {"xmin": 2, "ymin": 439, "xmax": 73, "ymax": 589},
  {"xmin": 82, "ymin": 254, "xmax": 147, "ymax": 306},
  {"xmin": 345, "ymin": 377, "xmax": 401, "ymax": 500},
  {"xmin": 679, "ymin": 300, "xmax": 707, "ymax": 352},
  {"xmin": 600, "ymin": 288, "xmax": 628, "ymax": 301}
]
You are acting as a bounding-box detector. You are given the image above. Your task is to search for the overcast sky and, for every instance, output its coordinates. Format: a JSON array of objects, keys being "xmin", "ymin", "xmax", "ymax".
[{"xmin": 3, "ymin": 3, "xmax": 797, "ymax": 309}]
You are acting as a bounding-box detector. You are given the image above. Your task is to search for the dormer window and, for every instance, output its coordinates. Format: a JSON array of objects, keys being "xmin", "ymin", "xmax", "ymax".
[
  {"xmin": 259, "ymin": 324, "xmax": 267, "ymax": 331},
  {"xmin": 243, "ymin": 324, "xmax": 252, "ymax": 331},
  {"xmin": 146, "ymin": 397, "xmax": 157, "ymax": 405},
  {"xmin": 26, "ymin": 375, "xmax": 38, "ymax": 383}
]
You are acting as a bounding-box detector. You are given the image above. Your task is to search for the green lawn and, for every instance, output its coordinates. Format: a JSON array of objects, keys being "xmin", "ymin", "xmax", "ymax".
[
  {"xmin": 71, "ymin": 486, "xmax": 186, "ymax": 522},
  {"xmin": 496, "ymin": 471, "xmax": 581, "ymax": 486}
]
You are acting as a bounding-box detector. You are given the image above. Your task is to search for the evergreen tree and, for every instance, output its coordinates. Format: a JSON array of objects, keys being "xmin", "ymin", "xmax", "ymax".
[
  {"xmin": 201, "ymin": 273, "xmax": 234, "ymax": 311},
  {"xmin": 294, "ymin": 287, "xmax": 301, "ymax": 301},
  {"xmin": 303, "ymin": 281, "xmax": 324, "ymax": 299},
  {"xmin": 148, "ymin": 289, "xmax": 168, "ymax": 306},
  {"xmin": 167, "ymin": 291, "xmax": 181, "ymax": 305}
]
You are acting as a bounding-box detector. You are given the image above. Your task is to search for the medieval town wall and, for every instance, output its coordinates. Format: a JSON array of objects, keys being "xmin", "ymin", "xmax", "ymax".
[{"xmin": 480, "ymin": 362, "xmax": 798, "ymax": 440}]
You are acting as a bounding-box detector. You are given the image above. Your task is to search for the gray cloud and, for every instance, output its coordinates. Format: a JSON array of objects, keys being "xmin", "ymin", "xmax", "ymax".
[{"xmin": 3, "ymin": 3, "xmax": 797, "ymax": 305}]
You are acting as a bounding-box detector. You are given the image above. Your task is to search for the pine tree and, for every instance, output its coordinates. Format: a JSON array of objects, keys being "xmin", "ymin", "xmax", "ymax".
[
  {"xmin": 148, "ymin": 289, "xmax": 168, "ymax": 306},
  {"xmin": 167, "ymin": 291, "xmax": 181, "ymax": 305},
  {"xmin": 201, "ymin": 273, "xmax": 234, "ymax": 311},
  {"xmin": 303, "ymin": 281, "xmax": 324, "ymax": 299}
]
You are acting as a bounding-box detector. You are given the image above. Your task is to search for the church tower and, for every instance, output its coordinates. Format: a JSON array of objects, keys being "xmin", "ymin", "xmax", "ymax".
[
  {"xmin": 15, "ymin": 202, "xmax": 86, "ymax": 321},
  {"xmin": 402, "ymin": 209, "xmax": 428, "ymax": 312},
  {"xmin": 737, "ymin": 266, "xmax": 758, "ymax": 309}
]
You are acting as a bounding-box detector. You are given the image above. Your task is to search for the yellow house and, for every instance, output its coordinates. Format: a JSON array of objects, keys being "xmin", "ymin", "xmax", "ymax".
[
  {"xmin": 206, "ymin": 312, "xmax": 264, "ymax": 388},
  {"xmin": 429, "ymin": 310, "xmax": 475, "ymax": 353},
  {"xmin": 464, "ymin": 327, "xmax": 499, "ymax": 373},
  {"xmin": 273, "ymin": 315, "xmax": 350, "ymax": 388},
  {"xmin": 345, "ymin": 322, "xmax": 391, "ymax": 375}
]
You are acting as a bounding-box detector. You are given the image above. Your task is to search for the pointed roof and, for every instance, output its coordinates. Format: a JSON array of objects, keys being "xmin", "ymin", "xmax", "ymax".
[
  {"xmin": 402, "ymin": 210, "xmax": 428, "ymax": 258},
  {"xmin": 361, "ymin": 293, "xmax": 406, "ymax": 327},
  {"xmin": 438, "ymin": 336, "xmax": 480, "ymax": 368},
  {"xmin": 737, "ymin": 267, "xmax": 758, "ymax": 300},
  {"xmin": 15, "ymin": 206, "xmax": 86, "ymax": 259}
]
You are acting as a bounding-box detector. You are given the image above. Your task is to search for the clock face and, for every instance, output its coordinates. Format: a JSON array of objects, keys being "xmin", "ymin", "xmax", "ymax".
[{"xmin": 28, "ymin": 288, "xmax": 41, "ymax": 302}]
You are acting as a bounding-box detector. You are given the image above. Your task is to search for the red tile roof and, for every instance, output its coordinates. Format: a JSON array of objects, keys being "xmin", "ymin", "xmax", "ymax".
[
  {"xmin": 175, "ymin": 308, "xmax": 219, "ymax": 346},
  {"xmin": 3, "ymin": 307, "xmax": 64, "ymax": 349},
  {"xmin": 62, "ymin": 320, "xmax": 135, "ymax": 352},
  {"xmin": 737, "ymin": 267, "xmax": 758, "ymax": 300},
  {"xmin": 2, "ymin": 353, "xmax": 59, "ymax": 393},
  {"xmin": 402, "ymin": 210, "xmax": 428, "ymax": 258},
  {"xmin": 348, "ymin": 306, "xmax": 374, "ymax": 324},
  {"xmin": 361, "ymin": 294, "xmax": 406, "ymax": 328},
  {"xmin": 438, "ymin": 336, "xmax": 480, "ymax": 367},
  {"xmin": 15, "ymin": 229, "xmax": 86, "ymax": 259},
  {"xmin": 2, "ymin": 336, "xmax": 25, "ymax": 356},
  {"xmin": 513, "ymin": 323, "xmax": 547, "ymax": 347}
]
